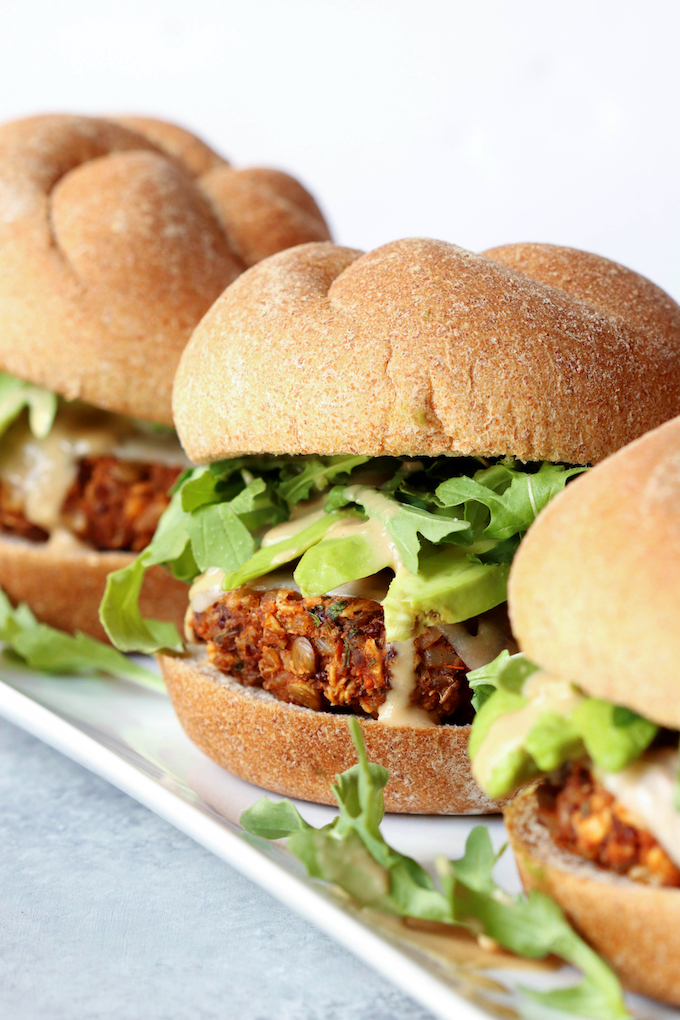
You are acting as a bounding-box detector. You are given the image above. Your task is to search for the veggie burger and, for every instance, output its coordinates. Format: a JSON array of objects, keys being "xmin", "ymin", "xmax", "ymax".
[
  {"xmin": 102, "ymin": 237, "xmax": 680, "ymax": 813},
  {"xmin": 468, "ymin": 414, "xmax": 680, "ymax": 1004},
  {"xmin": 0, "ymin": 113, "xmax": 330, "ymax": 641}
]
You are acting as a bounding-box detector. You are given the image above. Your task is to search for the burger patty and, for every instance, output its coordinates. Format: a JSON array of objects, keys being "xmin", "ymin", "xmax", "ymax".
[
  {"xmin": 538, "ymin": 763, "xmax": 680, "ymax": 888},
  {"xmin": 0, "ymin": 457, "xmax": 181, "ymax": 553},
  {"xmin": 190, "ymin": 586, "xmax": 475, "ymax": 724},
  {"xmin": 0, "ymin": 483, "xmax": 49, "ymax": 542}
]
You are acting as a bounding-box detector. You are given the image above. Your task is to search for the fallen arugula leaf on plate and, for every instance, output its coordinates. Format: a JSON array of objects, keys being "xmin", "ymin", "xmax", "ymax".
[
  {"xmin": 241, "ymin": 718, "xmax": 629, "ymax": 1020},
  {"xmin": 0, "ymin": 588, "xmax": 163, "ymax": 690}
]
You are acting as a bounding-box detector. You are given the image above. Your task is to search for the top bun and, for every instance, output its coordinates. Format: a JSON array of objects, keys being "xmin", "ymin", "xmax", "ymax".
[
  {"xmin": 0, "ymin": 114, "xmax": 330, "ymax": 424},
  {"xmin": 173, "ymin": 238, "xmax": 680, "ymax": 463},
  {"xmin": 508, "ymin": 414, "xmax": 680, "ymax": 729}
]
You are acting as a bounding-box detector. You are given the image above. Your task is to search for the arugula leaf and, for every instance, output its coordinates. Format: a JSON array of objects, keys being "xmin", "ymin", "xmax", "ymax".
[
  {"xmin": 179, "ymin": 468, "xmax": 225, "ymax": 512},
  {"xmin": 99, "ymin": 479, "xmax": 196, "ymax": 653},
  {"xmin": 436, "ymin": 462, "xmax": 586, "ymax": 542},
  {"xmin": 99, "ymin": 552, "xmax": 185, "ymax": 654},
  {"xmin": 0, "ymin": 372, "xmax": 58, "ymax": 440},
  {"xmin": 276, "ymin": 456, "xmax": 370, "ymax": 505},
  {"xmin": 100, "ymin": 475, "xmax": 279, "ymax": 652},
  {"xmin": 467, "ymin": 648, "xmax": 516, "ymax": 711},
  {"xmin": 0, "ymin": 589, "xmax": 162, "ymax": 689},
  {"xmin": 241, "ymin": 720, "xmax": 629, "ymax": 1020},
  {"xmin": 328, "ymin": 485, "xmax": 470, "ymax": 573},
  {"xmin": 440, "ymin": 830, "xmax": 628, "ymax": 1019},
  {"xmin": 186, "ymin": 501, "xmax": 255, "ymax": 572}
]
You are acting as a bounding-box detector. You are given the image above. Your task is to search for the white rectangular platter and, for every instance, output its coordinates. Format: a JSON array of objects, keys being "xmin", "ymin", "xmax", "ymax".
[{"xmin": 0, "ymin": 656, "xmax": 674, "ymax": 1020}]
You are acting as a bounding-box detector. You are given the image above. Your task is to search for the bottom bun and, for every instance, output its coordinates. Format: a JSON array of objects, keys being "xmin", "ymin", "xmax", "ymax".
[
  {"xmin": 504, "ymin": 786, "xmax": 680, "ymax": 1006},
  {"xmin": 0, "ymin": 534, "xmax": 188, "ymax": 644},
  {"xmin": 159, "ymin": 649, "xmax": 503, "ymax": 815}
]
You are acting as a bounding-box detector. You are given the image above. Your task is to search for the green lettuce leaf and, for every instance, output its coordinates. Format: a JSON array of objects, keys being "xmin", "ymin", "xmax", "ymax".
[
  {"xmin": 0, "ymin": 372, "xmax": 58, "ymax": 440},
  {"xmin": 0, "ymin": 589, "xmax": 162, "ymax": 690},
  {"xmin": 276, "ymin": 455, "xmax": 370, "ymax": 505},
  {"xmin": 571, "ymin": 700, "xmax": 658, "ymax": 774},
  {"xmin": 465, "ymin": 648, "xmax": 536, "ymax": 711},
  {"xmin": 326, "ymin": 485, "xmax": 470, "ymax": 573},
  {"xmin": 436, "ymin": 462, "xmax": 587, "ymax": 542},
  {"xmin": 99, "ymin": 480, "xmax": 196, "ymax": 653},
  {"xmin": 241, "ymin": 719, "xmax": 629, "ymax": 1020},
  {"xmin": 440, "ymin": 829, "xmax": 628, "ymax": 1019}
]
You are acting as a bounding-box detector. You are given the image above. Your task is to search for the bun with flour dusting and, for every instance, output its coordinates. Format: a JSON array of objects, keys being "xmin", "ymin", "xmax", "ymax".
[
  {"xmin": 466, "ymin": 415, "xmax": 680, "ymax": 1003},
  {"xmin": 110, "ymin": 236, "xmax": 680, "ymax": 812},
  {"xmin": 0, "ymin": 113, "xmax": 330, "ymax": 641}
]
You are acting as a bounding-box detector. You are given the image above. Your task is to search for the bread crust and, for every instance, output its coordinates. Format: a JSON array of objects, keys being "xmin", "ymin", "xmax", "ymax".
[
  {"xmin": 0, "ymin": 114, "xmax": 330, "ymax": 423},
  {"xmin": 508, "ymin": 414, "xmax": 680, "ymax": 729},
  {"xmin": 0, "ymin": 534, "xmax": 187, "ymax": 644},
  {"xmin": 172, "ymin": 238, "xmax": 680, "ymax": 463},
  {"xmin": 504, "ymin": 786, "xmax": 680, "ymax": 1005},
  {"xmin": 158, "ymin": 649, "xmax": 504, "ymax": 815}
]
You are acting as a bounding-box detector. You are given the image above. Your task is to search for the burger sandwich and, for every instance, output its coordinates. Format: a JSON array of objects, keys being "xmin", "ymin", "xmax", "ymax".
[
  {"xmin": 0, "ymin": 113, "xmax": 330, "ymax": 641},
  {"xmin": 101, "ymin": 237, "xmax": 680, "ymax": 813},
  {"xmin": 468, "ymin": 415, "xmax": 680, "ymax": 1004}
]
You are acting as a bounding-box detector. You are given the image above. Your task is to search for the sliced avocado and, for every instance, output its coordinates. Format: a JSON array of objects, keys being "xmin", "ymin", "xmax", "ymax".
[
  {"xmin": 468, "ymin": 653, "xmax": 660, "ymax": 800},
  {"xmin": 572, "ymin": 698, "xmax": 657, "ymax": 773},
  {"xmin": 295, "ymin": 531, "xmax": 392, "ymax": 596},
  {"xmin": 525, "ymin": 711, "xmax": 584, "ymax": 772},
  {"xmin": 381, "ymin": 546, "xmax": 509, "ymax": 642}
]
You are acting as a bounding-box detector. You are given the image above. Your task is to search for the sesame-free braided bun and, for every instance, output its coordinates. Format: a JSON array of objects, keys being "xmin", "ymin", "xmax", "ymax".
[
  {"xmin": 173, "ymin": 238, "xmax": 680, "ymax": 463},
  {"xmin": 0, "ymin": 114, "xmax": 330, "ymax": 424}
]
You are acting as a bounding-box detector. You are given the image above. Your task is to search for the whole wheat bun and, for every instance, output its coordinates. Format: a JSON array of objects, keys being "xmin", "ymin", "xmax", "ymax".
[
  {"xmin": 508, "ymin": 414, "xmax": 680, "ymax": 730},
  {"xmin": 0, "ymin": 535, "xmax": 187, "ymax": 644},
  {"xmin": 0, "ymin": 114, "xmax": 330, "ymax": 424},
  {"xmin": 158, "ymin": 649, "xmax": 503, "ymax": 814},
  {"xmin": 505, "ymin": 786, "xmax": 680, "ymax": 1005},
  {"xmin": 173, "ymin": 238, "xmax": 680, "ymax": 464}
]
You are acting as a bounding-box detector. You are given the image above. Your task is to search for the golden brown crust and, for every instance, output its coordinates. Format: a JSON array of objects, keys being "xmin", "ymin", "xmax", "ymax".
[
  {"xmin": 508, "ymin": 414, "xmax": 680, "ymax": 729},
  {"xmin": 173, "ymin": 238, "xmax": 680, "ymax": 464},
  {"xmin": 0, "ymin": 534, "xmax": 187, "ymax": 643},
  {"xmin": 505, "ymin": 786, "xmax": 680, "ymax": 1006},
  {"xmin": 0, "ymin": 114, "xmax": 330, "ymax": 423},
  {"xmin": 111, "ymin": 115, "xmax": 228, "ymax": 176},
  {"xmin": 159, "ymin": 649, "xmax": 504, "ymax": 815},
  {"xmin": 199, "ymin": 166, "xmax": 331, "ymax": 268}
]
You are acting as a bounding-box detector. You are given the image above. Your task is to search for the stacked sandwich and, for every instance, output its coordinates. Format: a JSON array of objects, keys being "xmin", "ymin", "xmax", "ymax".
[
  {"xmin": 466, "ymin": 413, "xmax": 680, "ymax": 1006},
  {"xmin": 100, "ymin": 236, "xmax": 680, "ymax": 814},
  {"xmin": 0, "ymin": 113, "xmax": 329, "ymax": 641}
]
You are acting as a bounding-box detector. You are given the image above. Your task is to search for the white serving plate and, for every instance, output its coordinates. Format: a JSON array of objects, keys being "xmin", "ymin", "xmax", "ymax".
[{"xmin": 0, "ymin": 656, "xmax": 675, "ymax": 1020}]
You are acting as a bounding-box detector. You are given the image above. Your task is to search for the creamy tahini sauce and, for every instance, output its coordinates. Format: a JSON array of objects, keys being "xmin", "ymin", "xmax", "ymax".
[
  {"xmin": 379, "ymin": 637, "xmax": 436, "ymax": 728},
  {"xmin": 598, "ymin": 749, "xmax": 680, "ymax": 868},
  {"xmin": 327, "ymin": 485, "xmax": 405, "ymax": 573},
  {"xmin": 189, "ymin": 566, "xmax": 227, "ymax": 614},
  {"xmin": 260, "ymin": 508, "xmax": 328, "ymax": 548},
  {"xmin": 471, "ymin": 671, "xmax": 583, "ymax": 793},
  {"xmin": 0, "ymin": 404, "xmax": 188, "ymax": 535},
  {"xmin": 439, "ymin": 611, "xmax": 517, "ymax": 671}
]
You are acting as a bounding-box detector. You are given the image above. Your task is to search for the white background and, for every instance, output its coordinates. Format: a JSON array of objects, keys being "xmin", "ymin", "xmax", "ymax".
[{"xmin": 1, "ymin": 0, "xmax": 678, "ymax": 297}]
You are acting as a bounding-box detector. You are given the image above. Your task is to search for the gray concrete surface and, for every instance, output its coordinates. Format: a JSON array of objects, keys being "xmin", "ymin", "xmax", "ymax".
[{"xmin": 0, "ymin": 716, "xmax": 434, "ymax": 1020}]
